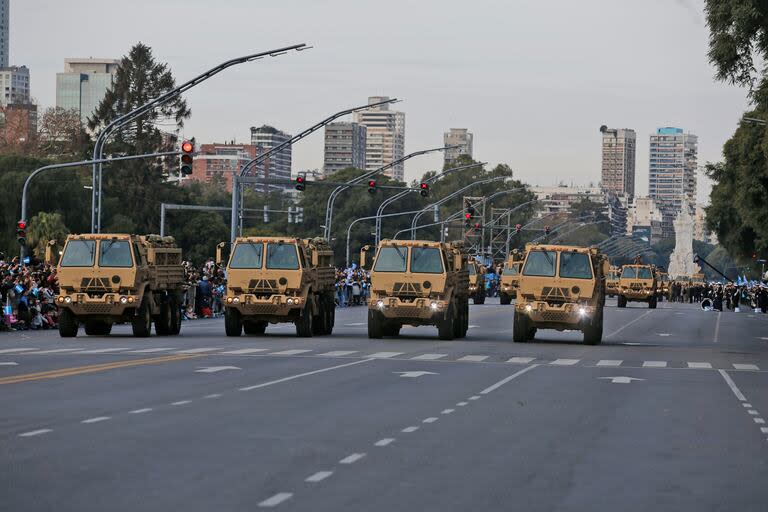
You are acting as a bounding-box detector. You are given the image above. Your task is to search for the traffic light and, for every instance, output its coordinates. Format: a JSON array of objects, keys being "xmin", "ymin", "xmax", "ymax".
[
  {"xmin": 16, "ymin": 220, "xmax": 26, "ymax": 245},
  {"xmin": 180, "ymin": 140, "xmax": 194, "ymax": 176},
  {"xmin": 544, "ymin": 225, "xmax": 551, "ymax": 235},
  {"xmin": 515, "ymin": 223, "xmax": 522, "ymax": 234},
  {"xmin": 474, "ymin": 222, "xmax": 482, "ymax": 231},
  {"xmin": 368, "ymin": 180, "xmax": 377, "ymax": 194},
  {"xmin": 295, "ymin": 175, "xmax": 306, "ymax": 191},
  {"xmin": 464, "ymin": 213, "xmax": 472, "ymax": 228},
  {"xmin": 419, "ymin": 182, "xmax": 429, "ymax": 197}
]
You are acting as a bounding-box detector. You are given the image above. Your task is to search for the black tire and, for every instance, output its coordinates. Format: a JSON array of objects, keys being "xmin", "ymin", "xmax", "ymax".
[
  {"xmin": 84, "ymin": 320, "xmax": 112, "ymax": 336},
  {"xmin": 473, "ymin": 292, "xmax": 485, "ymax": 305},
  {"xmin": 131, "ymin": 298, "xmax": 152, "ymax": 338},
  {"xmin": 155, "ymin": 299, "xmax": 172, "ymax": 336},
  {"xmin": 583, "ymin": 310, "xmax": 603, "ymax": 345},
  {"xmin": 649, "ymin": 296, "xmax": 657, "ymax": 309},
  {"xmin": 437, "ymin": 303, "xmax": 455, "ymax": 341},
  {"xmin": 296, "ymin": 305, "xmax": 313, "ymax": 337},
  {"xmin": 58, "ymin": 309, "xmax": 79, "ymax": 338},
  {"xmin": 224, "ymin": 307, "xmax": 242, "ymax": 337},
  {"xmin": 169, "ymin": 296, "xmax": 182, "ymax": 335},
  {"xmin": 367, "ymin": 309, "xmax": 383, "ymax": 339},
  {"xmin": 312, "ymin": 297, "xmax": 325, "ymax": 335},
  {"xmin": 512, "ymin": 310, "xmax": 528, "ymax": 343},
  {"xmin": 617, "ymin": 295, "xmax": 627, "ymax": 308},
  {"xmin": 500, "ymin": 293, "xmax": 511, "ymax": 305},
  {"xmin": 244, "ymin": 321, "xmax": 267, "ymax": 335}
]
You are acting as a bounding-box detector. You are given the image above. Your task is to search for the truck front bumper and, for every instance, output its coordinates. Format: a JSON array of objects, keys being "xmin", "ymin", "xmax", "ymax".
[
  {"xmin": 55, "ymin": 293, "xmax": 138, "ymax": 316},
  {"xmin": 225, "ymin": 293, "xmax": 304, "ymax": 316},
  {"xmin": 516, "ymin": 301, "xmax": 596, "ymax": 327},
  {"xmin": 369, "ymin": 297, "xmax": 447, "ymax": 321}
]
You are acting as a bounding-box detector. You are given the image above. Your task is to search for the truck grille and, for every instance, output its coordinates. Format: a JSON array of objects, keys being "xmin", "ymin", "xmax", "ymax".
[
  {"xmin": 540, "ymin": 310, "xmax": 573, "ymax": 323},
  {"xmin": 245, "ymin": 305, "xmax": 280, "ymax": 315},
  {"xmin": 391, "ymin": 307, "xmax": 426, "ymax": 318},
  {"xmin": 247, "ymin": 279, "xmax": 278, "ymax": 293},
  {"xmin": 392, "ymin": 282, "xmax": 422, "ymax": 296},
  {"xmin": 80, "ymin": 304, "xmax": 116, "ymax": 315},
  {"xmin": 541, "ymin": 287, "xmax": 570, "ymax": 300},
  {"xmin": 630, "ymin": 283, "xmax": 644, "ymax": 290}
]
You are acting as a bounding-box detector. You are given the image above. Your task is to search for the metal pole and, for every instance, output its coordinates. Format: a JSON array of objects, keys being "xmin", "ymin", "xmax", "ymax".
[
  {"xmin": 160, "ymin": 203, "xmax": 166, "ymax": 237},
  {"xmin": 230, "ymin": 174, "xmax": 239, "ymax": 243},
  {"xmin": 345, "ymin": 208, "xmax": 429, "ymax": 266}
]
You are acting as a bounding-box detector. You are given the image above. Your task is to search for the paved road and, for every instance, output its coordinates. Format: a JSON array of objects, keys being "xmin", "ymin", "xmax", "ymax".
[{"xmin": 2, "ymin": 298, "xmax": 767, "ymax": 511}]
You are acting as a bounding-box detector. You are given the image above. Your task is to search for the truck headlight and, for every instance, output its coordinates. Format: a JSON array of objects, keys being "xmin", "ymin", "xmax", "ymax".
[
  {"xmin": 232, "ymin": 297, "xmax": 240, "ymax": 304},
  {"xmin": 578, "ymin": 307, "xmax": 587, "ymax": 316},
  {"xmin": 119, "ymin": 296, "xmax": 128, "ymax": 304},
  {"xmin": 525, "ymin": 304, "xmax": 533, "ymax": 312},
  {"xmin": 64, "ymin": 296, "xmax": 72, "ymax": 304},
  {"xmin": 430, "ymin": 301, "xmax": 439, "ymax": 310},
  {"xmin": 376, "ymin": 300, "xmax": 385, "ymax": 309},
  {"xmin": 226, "ymin": 297, "xmax": 233, "ymax": 304}
]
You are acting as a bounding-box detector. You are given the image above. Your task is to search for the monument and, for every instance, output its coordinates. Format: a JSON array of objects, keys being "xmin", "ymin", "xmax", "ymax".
[{"xmin": 667, "ymin": 204, "xmax": 701, "ymax": 279}]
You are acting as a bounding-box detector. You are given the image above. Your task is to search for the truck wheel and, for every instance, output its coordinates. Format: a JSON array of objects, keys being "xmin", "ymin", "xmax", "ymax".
[
  {"xmin": 500, "ymin": 293, "xmax": 511, "ymax": 305},
  {"xmin": 649, "ymin": 296, "xmax": 657, "ymax": 309},
  {"xmin": 155, "ymin": 300, "xmax": 172, "ymax": 336},
  {"xmin": 224, "ymin": 308, "xmax": 242, "ymax": 337},
  {"xmin": 368, "ymin": 310, "xmax": 383, "ymax": 339},
  {"xmin": 617, "ymin": 295, "xmax": 627, "ymax": 308},
  {"xmin": 474, "ymin": 293, "xmax": 485, "ymax": 305},
  {"xmin": 437, "ymin": 304, "xmax": 455, "ymax": 341},
  {"xmin": 296, "ymin": 305, "xmax": 314, "ymax": 337},
  {"xmin": 58, "ymin": 309, "xmax": 79, "ymax": 338},
  {"xmin": 583, "ymin": 308, "xmax": 603, "ymax": 345},
  {"xmin": 512, "ymin": 310, "xmax": 528, "ymax": 343},
  {"xmin": 131, "ymin": 299, "xmax": 152, "ymax": 337},
  {"xmin": 84, "ymin": 320, "xmax": 112, "ymax": 336},
  {"xmin": 169, "ymin": 297, "xmax": 182, "ymax": 335},
  {"xmin": 312, "ymin": 298, "xmax": 325, "ymax": 335},
  {"xmin": 453, "ymin": 304, "xmax": 465, "ymax": 338},
  {"xmin": 244, "ymin": 321, "xmax": 267, "ymax": 335}
]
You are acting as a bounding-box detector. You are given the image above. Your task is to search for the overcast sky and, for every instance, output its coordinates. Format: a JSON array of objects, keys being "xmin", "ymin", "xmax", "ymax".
[{"xmin": 14, "ymin": 0, "xmax": 749, "ymax": 203}]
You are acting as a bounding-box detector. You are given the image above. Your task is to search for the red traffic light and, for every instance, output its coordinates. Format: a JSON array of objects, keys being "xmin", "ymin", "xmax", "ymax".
[
  {"xmin": 368, "ymin": 180, "xmax": 377, "ymax": 194},
  {"xmin": 181, "ymin": 140, "xmax": 194, "ymax": 153},
  {"xmin": 515, "ymin": 223, "xmax": 522, "ymax": 233},
  {"xmin": 544, "ymin": 225, "xmax": 551, "ymax": 234},
  {"xmin": 295, "ymin": 175, "xmax": 306, "ymax": 191},
  {"xmin": 474, "ymin": 223, "xmax": 482, "ymax": 230},
  {"xmin": 419, "ymin": 182, "xmax": 429, "ymax": 197},
  {"xmin": 17, "ymin": 220, "xmax": 26, "ymax": 230},
  {"xmin": 464, "ymin": 213, "xmax": 472, "ymax": 220}
]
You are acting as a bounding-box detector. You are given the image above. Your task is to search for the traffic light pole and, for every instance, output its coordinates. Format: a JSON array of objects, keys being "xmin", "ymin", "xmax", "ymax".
[{"xmin": 91, "ymin": 44, "xmax": 309, "ymax": 233}]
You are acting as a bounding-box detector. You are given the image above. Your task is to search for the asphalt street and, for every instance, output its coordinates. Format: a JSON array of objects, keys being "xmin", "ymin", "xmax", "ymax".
[{"xmin": 1, "ymin": 297, "xmax": 768, "ymax": 511}]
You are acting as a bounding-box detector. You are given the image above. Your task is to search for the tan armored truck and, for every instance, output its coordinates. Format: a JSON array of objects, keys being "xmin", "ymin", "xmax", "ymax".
[
  {"xmin": 360, "ymin": 240, "xmax": 469, "ymax": 340},
  {"xmin": 499, "ymin": 261, "xmax": 522, "ymax": 304},
  {"xmin": 220, "ymin": 236, "xmax": 335, "ymax": 337},
  {"xmin": 467, "ymin": 260, "xmax": 486, "ymax": 304},
  {"xmin": 513, "ymin": 243, "xmax": 608, "ymax": 345},
  {"xmin": 617, "ymin": 264, "xmax": 658, "ymax": 308},
  {"xmin": 55, "ymin": 234, "xmax": 185, "ymax": 338},
  {"xmin": 606, "ymin": 266, "xmax": 620, "ymax": 297}
]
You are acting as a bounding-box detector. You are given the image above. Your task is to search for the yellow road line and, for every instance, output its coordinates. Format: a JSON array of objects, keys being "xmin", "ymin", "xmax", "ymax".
[{"xmin": 0, "ymin": 354, "xmax": 197, "ymax": 385}]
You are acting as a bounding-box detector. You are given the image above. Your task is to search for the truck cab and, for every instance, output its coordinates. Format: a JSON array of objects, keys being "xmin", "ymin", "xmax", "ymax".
[
  {"xmin": 500, "ymin": 260, "xmax": 522, "ymax": 304},
  {"xmin": 606, "ymin": 267, "xmax": 620, "ymax": 297},
  {"xmin": 467, "ymin": 260, "xmax": 486, "ymax": 304},
  {"xmin": 617, "ymin": 264, "xmax": 658, "ymax": 308}
]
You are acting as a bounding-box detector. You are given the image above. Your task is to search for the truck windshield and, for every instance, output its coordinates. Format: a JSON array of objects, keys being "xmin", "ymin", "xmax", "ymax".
[
  {"xmin": 503, "ymin": 263, "xmax": 519, "ymax": 276},
  {"xmin": 374, "ymin": 246, "xmax": 408, "ymax": 272},
  {"xmin": 230, "ymin": 243, "xmax": 263, "ymax": 269},
  {"xmin": 266, "ymin": 243, "xmax": 300, "ymax": 270},
  {"xmin": 99, "ymin": 240, "xmax": 133, "ymax": 267},
  {"xmin": 559, "ymin": 252, "xmax": 593, "ymax": 279},
  {"xmin": 60, "ymin": 240, "xmax": 96, "ymax": 267},
  {"xmin": 637, "ymin": 267, "xmax": 653, "ymax": 279},
  {"xmin": 523, "ymin": 251, "xmax": 556, "ymax": 277},
  {"xmin": 621, "ymin": 267, "xmax": 636, "ymax": 279},
  {"xmin": 410, "ymin": 247, "xmax": 444, "ymax": 274}
]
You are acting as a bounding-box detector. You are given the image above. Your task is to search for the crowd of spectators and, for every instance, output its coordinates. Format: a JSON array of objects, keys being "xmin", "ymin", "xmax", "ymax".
[
  {"xmin": 182, "ymin": 259, "xmax": 226, "ymax": 319},
  {"xmin": 1, "ymin": 254, "xmax": 59, "ymax": 331},
  {"xmin": 335, "ymin": 265, "xmax": 370, "ymax": 307}
]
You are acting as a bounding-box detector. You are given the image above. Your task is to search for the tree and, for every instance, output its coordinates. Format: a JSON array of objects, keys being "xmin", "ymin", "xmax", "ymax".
[
  {"xmin": 36, "ymin": 107, "xmax": 92, "ymax": 159},
  {"xmin": 88, "ymin": 43, "xmax": 191, "ymax": 234},
  {"xmin": 26, "ymin": 212, "xmax": 69, "ymax": 257}
]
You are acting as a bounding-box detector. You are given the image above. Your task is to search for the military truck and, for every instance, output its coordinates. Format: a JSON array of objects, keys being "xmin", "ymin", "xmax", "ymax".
[
  {"xmin": 220, "ymin": 236, "xmax": 335, "ymax": 337},
  {"xmin": 617, "ymin": 264, "xmax": 658, "ymax": 308},
  {"xmin": 467, "ymin": 260, "xmax": 486, "ymax": 304},
  {"xmin": 499, "ymin": 261, "xmax": 522, "ymax": 305},
  {"xmin": 55, "ymin": 234, "xmax": 185, "ymax": 338},
  {"xmin": 606, "ymin": 266, "xmax": 620, "ymax": 297},
  {"xmin": 361, "ymin": 239, "xmax": 469, "ymax": 340},
  {"xmin": 656, "ymin": 271, "xmax": 670, "ymax": 301},
  {"xmin": 513, "ymin": 243, "xmax": 607, "ymax": 345}
]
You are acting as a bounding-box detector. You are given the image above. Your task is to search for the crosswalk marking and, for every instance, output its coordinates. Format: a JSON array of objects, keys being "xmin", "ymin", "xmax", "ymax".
[
  {"xmin": 270, "ymin": 349, "xmax": 312, "ymax": 356},
  {"xmin": 550, "ymin": 359, "xmax": 579, "ymax": 366},
  {"xmin": 687, "ymin": 362, "xmax": 713, "ymax": 369},
  {"xmin": 175, "ymin": 347, "xmax": 218, "ymax": 353},
  {"xmin": 78, "ymin": 348, "xmax": 130, "ymax": 354},
  {"xmin": 219, "ymin": 348, "xmax": 269, "ymax": 355},
  {"xmin": 507, "ymin": 357, "xmax": 535, "ymax": 364},
  {"xmin": 33, "ymin": 348, "xmax": 84, "ymax": 354},
  {"xmin": 733, "ymin": 363, "xmax": 759, "ymax": 371},
  {"xmin": 457, "ymin": 355, "xmax": 489, "ymax": 362},
  {"xmin": 643, "ymin": 361, "xmax": 667, "ymax": 368},
  {"xmin": 0, "ymin": 348, "xmax": 38, "ymax": 354},
  {"xmin": 128, "ymin": 348, "xmax": 176, "ymax": 353},
  {"xmin": 596, "ymin": 360, "xmax": 623, "ymax": 367},
  {"xmin": 318, "ymin": 351, "xmax": 358, "ymax": 357},
  {"xmin": 411, "ymin": 353, "xmax": 447, "ymax": 360},
  {"xmin": 368, "ymin": 352, "xmax": 403, "ymax": 358}
]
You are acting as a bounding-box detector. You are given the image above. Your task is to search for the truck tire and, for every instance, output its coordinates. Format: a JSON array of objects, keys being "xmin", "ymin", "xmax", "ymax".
[
  {"xmin": 617, "ymin": 295, "xmax": 627, "ymax": 308},
  {"xmin": 131, "ymin": 299, "xmax": 152, "ymax": 337},
  {"xmin": 84, "ymin": 320, "xmax": 112, "ymax": 336},
  {"xmin": 58, "ymin": 309, "xmax": 79, "ymax": 338},
  {"xmin": 649, "ymin": 296, "xmax": 657, "ymax": 309},
  {"xmin": 244, "ymin": 321, "xmax": 267, "ymax": 335},
  {"xmin": 169, "ymin": 296, "xmax": 182, "ymax": 335},
  {"xmin": 367, "ymin": 309, "xmax": 383, "ymax": 339},
  {"xmin": 224, "ymin": 308, "xmax": 242, "ymax": 337},
  {"xmin": 437, "ymin": 304, "xmax": 455, "ymax": 341},
  {"xmin": 453, "ymin": 302, "xmax": 465, "ymax": 339},
  {"xmin": 500, "ymin": 293, "xmax": 511, "ymax": 305},
  {"xmin": 312, "ymin": 297, "xmax": 327, "ymax": 335},
  {"xmin": 155, "ymin": 300, "xmax": 172, "ymax": 336},
  {"xmin": 512, "ymin": 310, "xmax": 528, "ymax": 343},
  {"xmin": 295, "ymin": 305, "xmax": 314, "ymax": 337},
  {"xmin": 473, "ymin": 291, "xmax": 485, "ymax": 305},
  {"xmin": 583, "ymin": 310, "xmax": 603, "ymax": 345}
]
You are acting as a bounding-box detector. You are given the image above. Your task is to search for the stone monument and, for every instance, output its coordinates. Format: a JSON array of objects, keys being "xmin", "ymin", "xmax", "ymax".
[{"xmin": 667, "ymin": 204, "xmax": 701, "ymax": 279}]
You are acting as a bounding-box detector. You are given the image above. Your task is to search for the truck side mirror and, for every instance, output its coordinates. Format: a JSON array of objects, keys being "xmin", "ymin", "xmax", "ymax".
[
  {"xmin": 216, "ymin": 242, "xmax": 227, "ymax": 265},
  {"xmin": 45, "ymin": 240, "xmax": 57, "ymax": 266},
  {"xmin": 360, "ymin": 245, "xmax": 373, "ymax": 271}
]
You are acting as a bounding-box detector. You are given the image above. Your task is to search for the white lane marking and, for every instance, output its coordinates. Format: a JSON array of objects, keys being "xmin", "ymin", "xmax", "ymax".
[
  {"xmin": 204, "ymin": 394, "xmax": 222, "ymax": 399},
  {"xmin": 128, "ymin": 348, "xmax": 176, "ymax": 353},
  {"xmin": 258, "ymin": 492, "xmax": 293, "ymax": 508},
  {"xmin": 719, "ymin": 369, "xmax": 747, "ymax": 401},
  {"xmin": 441, "ymin": 409, "xmax": 455, "ymax": 414},
  {"xmin": 748, "ymin": 410, "xmax": 759, "ymax": 415},
  {"xmin": 374, "ymin": 438, "xmax": 395, "ymax": 447},
  {"xmin": 762, "ymin": 427, "xmax": 768, "ymax": 434},
  {"xmin": 175, "ymin": 347, "xmax": 218, "ymax": 353},
  {"xmin": 657, "ymin": 333, "xmax": 672, "ymax": 337},
  {"xmin": 469, "ymin": 395, "xmax": 481, "ymax": 400},
  {"xmin": 687, "ymin": 362, "xmax": 713, "ymax": 369},
  {"xmin": 318, "ymin": 351, "xmax": 358, "ymax": 357},
  {"xmin": 19, "ymin": 429, "xmax": 52, "ymax": 437},
  {"xmin": 220, "ymin": 348, "xmax": 269, "ymax": 355},
  {"xmin": 401, "ymin": 426, "xmax": 419, "ymax": 433},
  {"xmin": 81, "ymin": 416, "xmax": 110, "ymax": 424},
  {"xmin": 507, "ymin": 357, "xmax": 535, "ymax": 364},
  {"xmin": 599, "ymin": 376, "xmax": 644, "ymax": 384},
  {"xmin": 344, "ymin": 322, "xmax": 366, "ymax": 326},
  {"xmin": 129, "ymin": 408, "xmax": 152, "ymax": 414},
  {"xmin": 305, "ymin": 471, "xmax": 334, "ymax": 483},
  {"xmin": 367, "ymin": 352, "xmax": 403, "ymax": 358},
  {"xmin": 33, "ymin": 348, "xmax": 83, "ymax": 354},
  {"xmin": 596, "ymin": 360, "xmax": 623, "ymax": 367},
  {"xmin": 755, "ymin": 418, "xmax": 766, "ymax": 424},
  {"xmin": 0, "ymin": 361, "xmax": 18, "ymax": 366},
  {"xmin": 481, "ymin": 365, "xmax": 539, "ymax": 394},
  {"xmin": 78, "ymin": 348, "xmax": 130, "ymax": 354},
  {"xmin": 456, "ymin": 401, "xmax": 468, "ymax": 406},
  {"xmin": 411, "ymin": 353, "xmax": 447, "ymax": 360},
  {"xmin": 171, "ymin": 400, "xmax": 191, "ymax": 406},
  {"xmin": 551, "ymin": 359, "xmax": 579, "ymax": 366},
  {"xmin": 733, "ymin": 364, "xmax": 759, "ymax": 371},
  {"xmin": 604, "ymin": 309, "xmax": 654, "ymax": 339},
  {"xmin": 270, "ymin": 349, "xmax": 312, "ymax": 356},
  {"xmin": 239, "ymin": 359, "xmax": 373, "ymax": 392},
  {"xmin": 458, "ymin": 355, "xmax": 489, "ymax": 362},
  {"xmin": 714, "ymin": 312, "xmax": 722, "ymax": 342},
  {"xmin": 394, "ymin": 371, "xmax": 437, "ymax": 378},
  {"xmin": 339, "ymin": 453, "xmax": 366, "ymax": 464},
  {"xmin": 422, "ymin": 417, "xmax": 438, "ymax": 423},
  {"xmin": 195, "ymin": 366, "xmax": 241, "ymax": 373},
  {"xmin": 642, "ymin": 361, "xmax": 667, "ymax": 368},
  {"xmin": 743, "ymin": 403, "xmax": 753, "ymax": 408},
  {"xmin": 0, "ymin": 348, "xmax": 38, "ymax": 354}
]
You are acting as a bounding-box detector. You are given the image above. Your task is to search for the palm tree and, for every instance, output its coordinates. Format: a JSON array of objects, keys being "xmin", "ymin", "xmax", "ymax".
[{"xmin": 27, "ymin": 212, "xmax": 69, "ymax": 257}]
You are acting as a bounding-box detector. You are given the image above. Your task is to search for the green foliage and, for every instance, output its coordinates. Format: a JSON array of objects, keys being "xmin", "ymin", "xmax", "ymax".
[{"xmin": 27, "ymin": 212, "xmax": 69, "ymax": 257}]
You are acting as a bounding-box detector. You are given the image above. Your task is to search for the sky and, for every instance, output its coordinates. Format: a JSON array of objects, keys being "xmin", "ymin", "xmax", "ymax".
[{"xmin": 14, "ymin": 0, "xmax": 750, "ymax": 204}]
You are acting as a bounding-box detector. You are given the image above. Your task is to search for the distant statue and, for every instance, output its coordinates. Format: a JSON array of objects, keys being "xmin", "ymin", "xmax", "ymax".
[{"xmin": 668, "ymin": 204, "xmax": 701, "ymax": 279}]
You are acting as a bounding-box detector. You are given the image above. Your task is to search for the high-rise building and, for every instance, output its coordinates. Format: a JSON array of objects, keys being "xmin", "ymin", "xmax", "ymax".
[
  {"xmin": 0, "ymin": 0, "xmax": 9, "ymax": 68},
  {"xmin": 649, "ymin": 127, "xmax": 698, "ymax": 238},
  {"xmin": 56, "ymin": 58, "xmax": 119, "ymax": 123},
  {"xmin": 354, "ymin": 96, "xmax": 405, "ymax": 181},
  {"xmin": 600, "ymin": 127, "xmax": 636, "ymax": 197},
  {"xmin": 190, "ymin": 142, "xmax": 261, "ymax": 192},
  {"xmin": 323, "ymin": 122, "xmax": 366, "ymax": 177},
  {"xmin": 0, "ymin": 65, "xmax": 28, "ymax": 107},
  {"xmin": 0, "ymin": 102, "xmax": 37, "ymax": 152},
  {"xmin": 249, "ymin": 125, "xmax": 292, "ymax": 187},
  {"xmin": 443, "ymin": 128, "xmax": 473, "ymax": 166}
]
